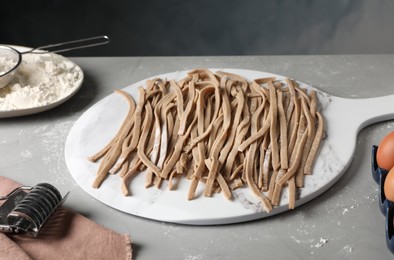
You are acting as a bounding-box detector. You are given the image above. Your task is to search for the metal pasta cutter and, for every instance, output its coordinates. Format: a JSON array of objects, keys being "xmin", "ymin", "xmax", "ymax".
[{"xmin": 0, "ymin": 183, "xmax": 69, "ymax": 237}]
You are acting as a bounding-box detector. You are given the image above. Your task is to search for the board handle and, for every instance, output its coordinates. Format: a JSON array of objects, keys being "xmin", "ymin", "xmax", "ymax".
[
  {"xmin": 334, "ymin": 94, "xmax": 394, "ymax": 131},
  {"xmin": 323, "ymin": 94, "xmax": 394, "ymax": 164}
]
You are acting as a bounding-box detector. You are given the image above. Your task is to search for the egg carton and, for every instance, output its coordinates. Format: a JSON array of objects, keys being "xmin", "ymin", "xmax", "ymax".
[{"xmin": 371, "ymin": 145, "xmax": 394, "ymax": 253}]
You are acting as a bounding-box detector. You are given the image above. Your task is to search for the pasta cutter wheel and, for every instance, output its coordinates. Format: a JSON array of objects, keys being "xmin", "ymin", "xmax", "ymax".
[{"xmin": 0, "ymin": 183, "xmax": 69, "ymax": 237}]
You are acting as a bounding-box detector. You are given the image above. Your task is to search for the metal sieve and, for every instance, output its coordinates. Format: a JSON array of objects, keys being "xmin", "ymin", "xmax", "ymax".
[
  {"xmin": 0, "ymin": 35, "xmax": 109, "ymax": 89},
  {"xmin": 0, "ymin": 45, "xmax": 22, "ymax": 89}
]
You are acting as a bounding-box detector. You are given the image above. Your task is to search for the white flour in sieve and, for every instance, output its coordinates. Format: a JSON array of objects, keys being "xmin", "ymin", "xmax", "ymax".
[
  {"xmin": 0, "ymin": 57, "xmax": 17, "ymax": 75},
  {"xmin": 0, "ymin": 53, "xmax": 82, "ymax": 111}
]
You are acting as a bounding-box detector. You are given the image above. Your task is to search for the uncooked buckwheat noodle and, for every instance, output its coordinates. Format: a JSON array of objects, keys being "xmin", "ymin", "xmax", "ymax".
[{"xmin": 88, "ymin": 69, "xmax": 325, "ymax": 213}]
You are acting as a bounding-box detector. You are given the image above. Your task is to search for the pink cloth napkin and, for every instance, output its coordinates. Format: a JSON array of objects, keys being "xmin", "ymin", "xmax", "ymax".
[{"xmin": 0, "ymin": 176, "xmax": 132, "ymax": 260}]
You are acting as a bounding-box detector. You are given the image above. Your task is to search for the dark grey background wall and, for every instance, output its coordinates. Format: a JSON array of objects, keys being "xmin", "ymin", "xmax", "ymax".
[{"xmin": 1, "ymin": 0, "xmax": 394, "ymax": 56}]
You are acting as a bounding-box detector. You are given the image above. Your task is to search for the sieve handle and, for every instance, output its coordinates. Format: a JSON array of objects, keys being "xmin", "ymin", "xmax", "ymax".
[{"xmin": 21, "ymin": 35, "xmax": 110, "ymax": 54}]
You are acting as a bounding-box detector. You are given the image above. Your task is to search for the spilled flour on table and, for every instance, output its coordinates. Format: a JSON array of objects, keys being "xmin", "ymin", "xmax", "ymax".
[
  {"xmin": 184, "ymin": 255, "xmax": 206, "ymax": 260},
  {"xmin": 311, "ymin": 237, "xmax": 328, "ymax": 248},
  {"xmin": 20, "ymin": 150, "xmax": 33, "ymax": 158},
  {"xmin": 342, "ymin": 245, "xmax": 353, "ymax": 256},
  {"xmin": 40, "ymin": 119, "xmax": 76, "ymax": 187},
  {"xmin": 0, "ymin": 53, "xmax": 82, "ymax": 111}
]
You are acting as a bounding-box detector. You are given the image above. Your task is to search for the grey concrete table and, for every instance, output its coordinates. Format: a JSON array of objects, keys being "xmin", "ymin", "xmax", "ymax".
[{"xmin": 1, "ymin": 55, "xmax": 394, "ymax": 259}]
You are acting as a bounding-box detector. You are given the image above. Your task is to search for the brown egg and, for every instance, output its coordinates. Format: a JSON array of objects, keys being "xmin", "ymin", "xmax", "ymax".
[
  {"xmin": 377, "ymin": 131, "xmax": 394, "ymax": 171},
  {"xmin": 384, "ymin": 167, "xmax": 394, "ymax": 202}
]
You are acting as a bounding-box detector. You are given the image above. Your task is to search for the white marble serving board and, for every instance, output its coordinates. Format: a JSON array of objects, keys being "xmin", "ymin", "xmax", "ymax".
[{"xmin": 65, "ymin": 69, "xmax": 394, "ymax": 225}]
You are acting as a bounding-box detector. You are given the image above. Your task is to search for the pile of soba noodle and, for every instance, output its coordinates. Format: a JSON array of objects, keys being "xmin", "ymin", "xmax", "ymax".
[{"xmin": 88, "ymin": 69, "xmax": 324, "ymax": 213}]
